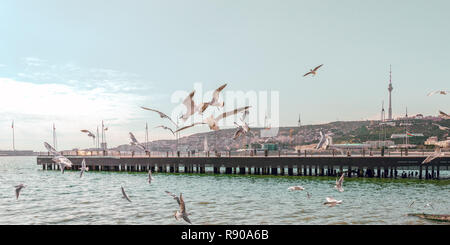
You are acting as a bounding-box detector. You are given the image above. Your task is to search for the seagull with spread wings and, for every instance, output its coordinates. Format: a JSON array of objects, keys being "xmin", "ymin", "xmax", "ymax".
[
  {"xmin": 323, "ymin": 197, "xmax": 342, "ymax": 207},
  {"xmin": 121, "ymin": 186, "xmax": 132, "ymax": 202},
  {"xmin": 165, "ymin": 191, "xmax": 192, "ymax": 224},
  {"xmin": 438, "ymin": 110, "xmax": 450, "ymax": 120},
  {"xmin": 208, "ymin": 83, "xmax": 227, "ymax": 108},
  {"xmin": 427, "ymin": 90, "xmax": 449, "ymax": 96},
  {"xmin": 432, "ymin": 123, "xmax": 449, "ymax": 131},
  {"xmin": 81, "ymin": 129, "xmax": 96, "ymax": 139},
  {"xmin": 422, "ymin": 147, "xmax": 444, "ymax": 164},
  {"xmin": 15, "ymin": 184, "xmax": 26, "ymax": 200},
  {"xmin": 140, "ymin": 106, "xmax": 178, "ymax": 127},
  {"xmin": 79, "ymin": 158, "xmax": 89, "ymax": 178},
  {"xmin": 129, "ymin": 132, "xmax": 146, "ymax": 151},
  {"xmin": 44, "ymin": 142, "xmax": 73, "ymax": 173},
  {"xmin": 303, "ymin": 64, "xmax": 323, "ymax": 77},
  {"xmin": 335, "ymin": 173, "xmax": 345, "ymax": 192},
  {"xmin": 176, "ymin": 106, "xmax": 251, "ymax": 133},
  {"xmin": 154, "ymin": 125, "xmax": 175, "ymax": 136}
]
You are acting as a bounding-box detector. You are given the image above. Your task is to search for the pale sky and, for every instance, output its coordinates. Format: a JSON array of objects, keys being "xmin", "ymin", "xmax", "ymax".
[{"xmin": 0, "ymin": 0, "xmax": 449, "ymax": 151}]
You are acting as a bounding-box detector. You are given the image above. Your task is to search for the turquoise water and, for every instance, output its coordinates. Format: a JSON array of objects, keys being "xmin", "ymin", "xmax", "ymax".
[{"xmin": 0, "ymin": 156, "xmax": 449, "ymax": 225}]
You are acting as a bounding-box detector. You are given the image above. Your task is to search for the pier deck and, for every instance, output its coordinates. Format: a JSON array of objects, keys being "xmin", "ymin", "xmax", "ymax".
[{"xmin": 37, "ymin": 152, "xmax": 450, "ymax": 180}]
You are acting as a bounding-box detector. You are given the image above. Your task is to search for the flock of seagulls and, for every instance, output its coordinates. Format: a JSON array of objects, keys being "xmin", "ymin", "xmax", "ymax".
[{"xmin": 288, "ymin": 171, "xmax": 345, "ymax": 208}]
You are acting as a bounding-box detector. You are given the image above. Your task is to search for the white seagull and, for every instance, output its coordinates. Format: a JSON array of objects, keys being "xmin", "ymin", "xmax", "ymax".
[
  {"xmin": 140, "ymin": 107, "xmax": 178, "ymax": 127},
  {"xmin": 427, "ymin": 90, "xmax": 449, "ymax": 96},
  {"xmin": 303, "ymin": 64, "xmax": 323, "ymax": 77},
  {"xmin": 121, "ymin": 186, "xmax": 132, "ymax": 202},
  {"xmin": 208, "ymin": 83, "xmax": 227, "ymax": 108},
  {"xmin": 288, "ymin": 186, "xmax": 305, "ymax": 191},
  {"xmin": 154, "ymin": 125, "xmax": 176, "ymax": 136},
  {"xmin": 148, "ymin": 170, "xmax": 154, "ymax": 184},
  {"xmin": 129, "ymin": 132, "xmax": 146, "ymax": 151},
  {"xmin": 315, "ymin": 131, "xmax": 328, "ymax": 150},
  {"xmin": 175, "ymin": 106, "xmax": 251, "ymax": 133},
  {"xmin": 44, "ymin": 142, "xmax": 60, "ymax": 156},
  {"xmin": 438, "ymin": 110, "xmax": 450, "ymax": 120},
  {"xmin": 323, "ymin": 197, "xmax": 342, "ymax": 207},
  {"xmin": 81, "ymin": 129, "xmax": 96, "ymax": 139},
  {"xmin": 15, "ymin": 184, "xmax": 26, "ymax": 200},
  {"xmin": 422, "ymin": 147, "xmax": 444, "ymax": 164},
  {"xmin": 432, "ymin": 123, "xmax": 449, "ymax": 131},
  {"xmin": 424, "ymin": 203, "xmax": 434, "ymax": 209},
  {"xmin": 180, "ymin": 90, "xmax": 198, "ymax": 121},
  {"xmin": 165, "ymin": 191, "xmax": 192, "ymax": 224},
  {"xmin": 79, "ymin": 158, "xmax": 89, "ymax": 178},
  {"xmin": 335, "ymin": 173, "xmax": 345, "ymax": 192},
  {"xmin": 44, "ymin": 142, "xmax": 73, "ymax": 173}
]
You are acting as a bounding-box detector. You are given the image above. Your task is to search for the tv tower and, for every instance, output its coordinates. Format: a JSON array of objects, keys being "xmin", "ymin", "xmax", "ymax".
[{"xmin": 388, "ymin": 65, "xmax": 393, "ymax": 120}]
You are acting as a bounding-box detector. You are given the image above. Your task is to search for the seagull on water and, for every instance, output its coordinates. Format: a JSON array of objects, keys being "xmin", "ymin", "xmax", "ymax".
[
  {"xmin": 79, "ymin": 158, "xmax": 89, "ymax": 178},
  {"xmin": 15, "ymin": 184, "xmax": 26, "ymax": 199},
  {"xmin": 288, "ymin": 186, "xmax": 305, "ymax": 191},
  {"xmin": 303, "ymin": 64, "xmax": 323, "ymax": 77},
  {"xmin": 427, "ymin": 90, "xmax": 449, "ymax": 96},
  {"xmin": 323, "ymin": 197, "xmax": 342, "ymax": 207},
  {"xmin": 438, "ymin": 110, "xmax": 450, "ymax": 120},
  {"xmin": 424, "ymin": 203, "xmax": 434, "ymax": 209},
  {"xmin": 121, "ymin": 186, "xmax": 132, "ymax": 202},
  {"xmin": 148, "ymin": 170, "xmax": 154, "ymax": 184},
  {"xmin": 140, "ymin": 106, "xmax": 178, "ymax": 128},
  {"xmin": 175, "ymin": 106, "xmax": 251, "ymax": 133},
  {"xmin": 335, "ymin": 173, "xmax": 345, "ymax": 192},
  {"xmin": 165, "ymin": 191, "xmax": 192, "ymax": 224},
  {"xmin": 422, "ymin": 147, "xmax": 444, "ymax": 164}
]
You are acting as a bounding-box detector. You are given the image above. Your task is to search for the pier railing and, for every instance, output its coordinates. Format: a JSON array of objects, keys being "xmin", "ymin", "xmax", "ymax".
[{"xmin": 36, "ymin": 148, "xmax": 448, "ymax": 158}]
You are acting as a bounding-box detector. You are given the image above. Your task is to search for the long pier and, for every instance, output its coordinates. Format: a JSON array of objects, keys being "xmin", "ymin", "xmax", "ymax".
[{"xmin": 37, "ymin": 151, "xmax": 450, "ymax": 180}]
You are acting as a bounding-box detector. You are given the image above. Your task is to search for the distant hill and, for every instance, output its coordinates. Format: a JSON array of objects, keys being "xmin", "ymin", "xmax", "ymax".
[{"xmin": 110, "ymin": 118, "xmax": 449, "ymax": 152}]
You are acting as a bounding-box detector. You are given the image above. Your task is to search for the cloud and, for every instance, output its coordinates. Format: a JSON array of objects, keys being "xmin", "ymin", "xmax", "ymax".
[{"xmin": 0, "ymin": 77, "xmax": 149, "ymax": 150}]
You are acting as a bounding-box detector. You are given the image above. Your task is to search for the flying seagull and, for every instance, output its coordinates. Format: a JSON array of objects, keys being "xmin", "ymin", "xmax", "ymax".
[
  {"xmin": 81, "ymin": 129, "xmax": 96, "ymax": 139},
  {"xmin": 422, "ymin": 147, "xmax": 444, "ymax": 164},
  {"xmin": 335, "ymin": 173, "xmax": 345, "ymax": 192},
  {"xmin": 129, "ymin": 132, "xmax": 146, "ymax": 151},
  {"xmin": 165, "ymin": 191, "xmax": 192, "ymax": 224},
  {"xmin": 323, "ymin": 197, "xmax": 342, "ymax": 207},
  {"xmin": 180, "ymin": 90, "xmax": 197, "ymax": 121},
  {"xmin": 175, "ymin": 106, "xmax": 251, "ymax": 133},
  {"xmin": 15, "ymin": 184, "xmax": 26, "ymax": 200},
  {"xmin": 154, "ymin": 125, "xmax": 175, "ymax": 136},
  {"xmin": 44, "ymin": 142, "xmax": 60, "ymax": 156},
  {"xmin": 208, "ymin": 83, "xmax": 227, "ymax": 108},
  {"xmin": 148, "ymin": 170, "xmax": 154, "ymax": 184},
  {"xmin": 288, "ymin": 186, "xmax": 305, "ymax": 191},
  {"xmin": 438, "ymin": 110, "xmax": 450, "ymax": 120},
  {"xmin": 140, "ymin": 106, "xmax": 178, "ymax": 127},
  {"xmin": 44, "ymin": 142, "xmax": 72, "ymax": 173},
  {"xmin": 303, "ymin": 64, "xmax": 323, "ymax": 77},
  {"xmin": 52, "ymin": 155, "xmax": 73, "ymax": 173},
  {"xmin": 315, "ymin": 131, "xmax": 328, "ymax": 150},
  {"xmin": 121, "ymin": 186, "xmax": 132, "ymax": 202},
  {"xmin": 427, "ymin": 90, "xmax": 449, "ymax": 96},
  {"xmin": 79, "ymin": 158, "xmax": 89, "ymax": 178},
  {"xmin": 432, "ymin": 123, "xmax": 449, "ymax": 131}
]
